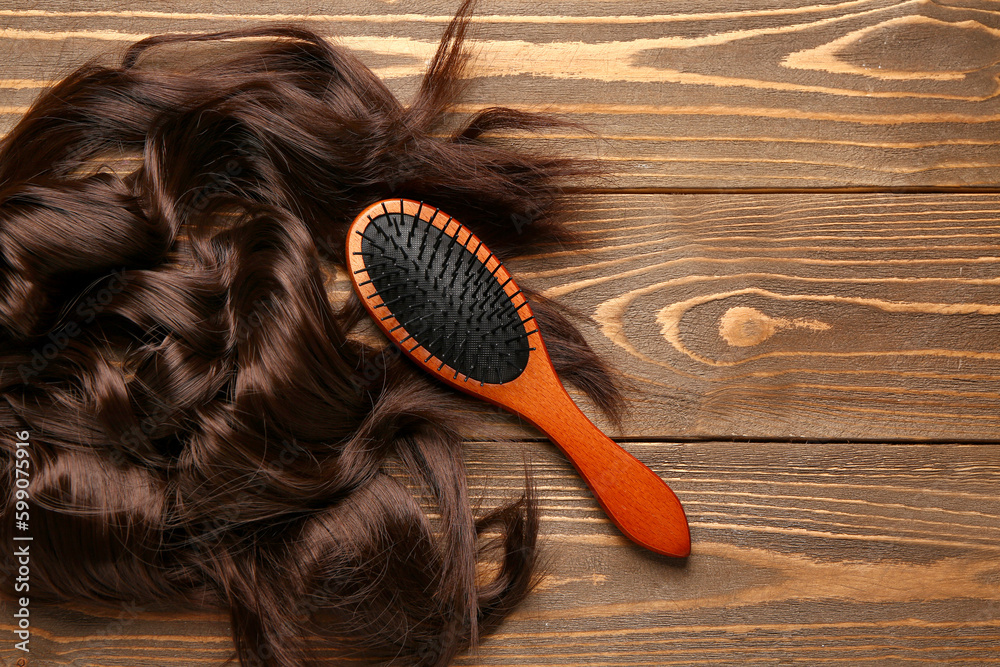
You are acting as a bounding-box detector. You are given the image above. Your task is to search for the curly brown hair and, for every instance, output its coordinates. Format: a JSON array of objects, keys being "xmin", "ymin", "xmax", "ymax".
[{"xmin": 0, "ymin": 2, "xmax": 620, "ymax": 664}]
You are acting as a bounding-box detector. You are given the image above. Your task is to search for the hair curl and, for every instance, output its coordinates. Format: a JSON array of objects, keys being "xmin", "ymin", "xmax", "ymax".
[{"xmin": 0, "ymin": 2, "xmax": 621, "ymax": 664}]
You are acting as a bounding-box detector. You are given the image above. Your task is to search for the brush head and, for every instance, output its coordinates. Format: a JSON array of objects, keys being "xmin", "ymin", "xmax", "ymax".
[{"xmin": 348, "ymin": 199, "xmax": 536, "ymax": 385}]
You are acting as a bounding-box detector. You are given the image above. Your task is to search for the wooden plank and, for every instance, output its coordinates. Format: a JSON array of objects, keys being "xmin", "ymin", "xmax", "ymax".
[
  {"xmin": 3, "ymin": 440, "xmax": 998, "ymax": 665},
  {"xmin": 327, "ymin": 192, "xmax": 1000, "ymax": 442},
  {"xmin": 0, "ymin": 1, "xmax": 998, "ymax": 188},
  {"xmin": 479, "ymin": 192, "xmax": 1000, "ymax": 441}
]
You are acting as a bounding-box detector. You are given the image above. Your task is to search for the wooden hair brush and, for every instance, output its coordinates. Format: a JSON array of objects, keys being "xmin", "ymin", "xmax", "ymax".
[{"xmin": 346, "ymin": 198, "xmax": 690, "ymax": 557}]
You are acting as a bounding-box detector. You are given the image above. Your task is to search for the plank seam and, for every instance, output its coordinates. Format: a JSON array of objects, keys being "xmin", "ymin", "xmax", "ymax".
[{"xmin": 569, "ymin": 187, "xmax": 1000, "ymax": 195}]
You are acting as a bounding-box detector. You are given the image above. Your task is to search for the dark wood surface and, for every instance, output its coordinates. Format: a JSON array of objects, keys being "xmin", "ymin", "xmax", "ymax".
[
  {"xmin": 2, "ymin": 0, "xmax": 1000, "ymax": 189},
  {"xmin": 4, "ymin": 440, "xmax": 999, "ymax": 665},
  {"xmin": 505, "ymin": 193, "xmax": 1000, "ymax": 441},
  {"xmin": 1, "ymin": 1, "xmax": 999, "ymax": 665}
]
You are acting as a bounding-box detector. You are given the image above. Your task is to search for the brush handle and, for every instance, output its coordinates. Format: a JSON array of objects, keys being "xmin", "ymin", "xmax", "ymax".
[{"xmin": 518, "ymin": 378, "xmax": 691, "ymax": 558}]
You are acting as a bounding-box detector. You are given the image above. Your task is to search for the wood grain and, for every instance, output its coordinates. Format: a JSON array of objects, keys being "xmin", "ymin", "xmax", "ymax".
[
  {"xmin": 327, "ymin": 192, "xmax": 1000, "ymax": 442},
  {"xmin": 2, "ymin": 439, "xmax": 997, "ymax": 665},
  {"xmin": 1, "ymin": 0, "xmax": 999, "ymax": 188},
  {"xmin": 482, "ymin": 192, "xmax": 1000, "ymax": 441}
]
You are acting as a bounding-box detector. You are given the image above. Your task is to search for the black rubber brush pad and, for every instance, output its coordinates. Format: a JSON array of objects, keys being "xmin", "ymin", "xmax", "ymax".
[{"xmin": 360, "ymin": 211, "xmax": 530, "ymax": 384}]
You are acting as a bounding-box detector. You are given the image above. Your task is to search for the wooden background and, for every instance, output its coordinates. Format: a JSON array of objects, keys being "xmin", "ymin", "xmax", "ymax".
[{"xmin": 2, "ymin": 0, "xmax": 999, "ymax": 665}]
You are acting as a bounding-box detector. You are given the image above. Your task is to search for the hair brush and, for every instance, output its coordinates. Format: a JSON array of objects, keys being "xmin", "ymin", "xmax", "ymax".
[{"xmin": 346, "ymin": 199, "xmax": 690, "ymax": 557}]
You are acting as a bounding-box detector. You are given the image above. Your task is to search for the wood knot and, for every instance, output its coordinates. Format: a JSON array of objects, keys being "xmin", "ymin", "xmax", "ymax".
[{"xmin": 718, "ymin": 306, "xmax": 830, "ymax": 347}]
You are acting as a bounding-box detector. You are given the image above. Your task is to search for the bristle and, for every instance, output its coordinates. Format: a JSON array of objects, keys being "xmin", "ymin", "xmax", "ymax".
[{"xmin": 360, "ymin": 207, "xmax": 531, "ymax": 384}]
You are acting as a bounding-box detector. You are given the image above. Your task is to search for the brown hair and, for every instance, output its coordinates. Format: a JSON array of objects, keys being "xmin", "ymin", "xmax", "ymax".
[{"xmin": 0, "ymin": 2, "xmax": 620, "ymax": 664}]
